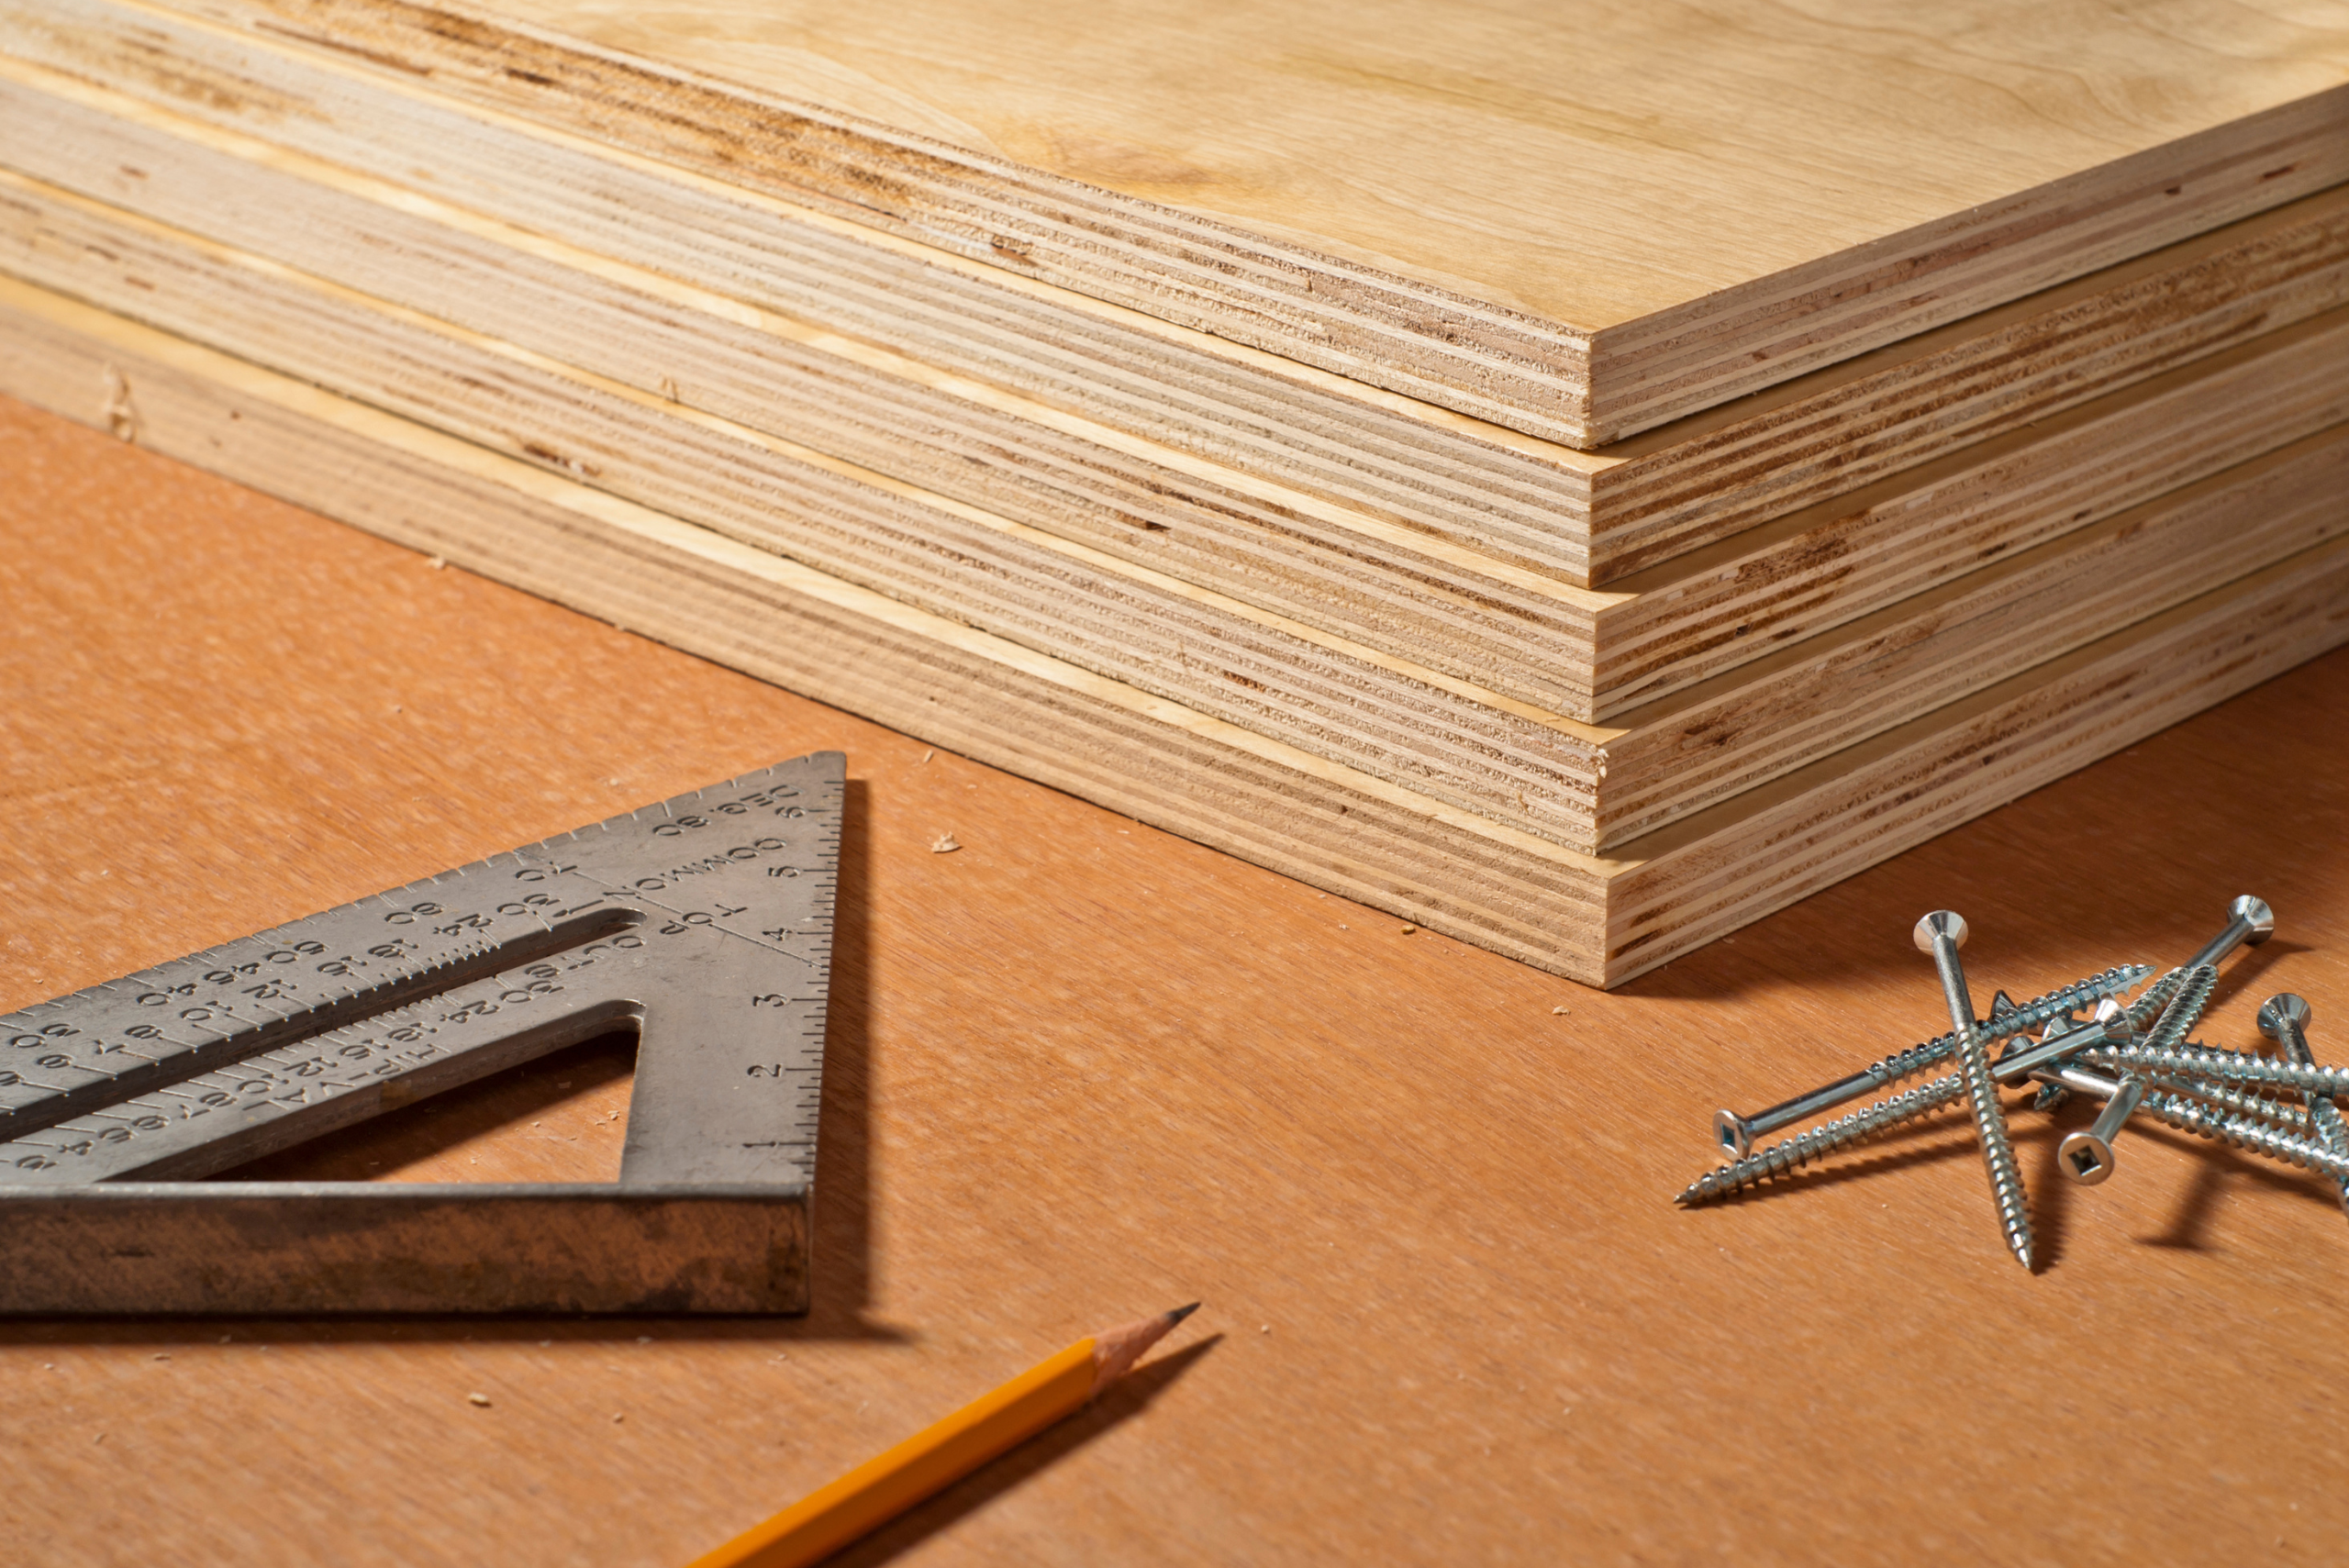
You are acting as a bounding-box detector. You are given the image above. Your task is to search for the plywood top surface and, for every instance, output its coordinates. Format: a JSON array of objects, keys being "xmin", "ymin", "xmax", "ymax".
[
  {"xmin": 9, "ymin": 393, "xmax": 2349, "ymax": 1565},
  {"xmin": 470, "ymin": 0, "xmax": 2349, "ymax": 329}
]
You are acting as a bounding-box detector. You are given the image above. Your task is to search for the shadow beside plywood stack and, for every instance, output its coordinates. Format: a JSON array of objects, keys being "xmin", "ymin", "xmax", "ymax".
[{"xmin": 2, "ymin": 0, "xmax": 2344, "ymax": 984}]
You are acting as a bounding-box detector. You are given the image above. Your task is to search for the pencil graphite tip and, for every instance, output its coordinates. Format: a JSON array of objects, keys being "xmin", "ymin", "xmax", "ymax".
[{"xmin": 1088, "ymin": 1304, "xmax": 1201, "ymax": 1396}]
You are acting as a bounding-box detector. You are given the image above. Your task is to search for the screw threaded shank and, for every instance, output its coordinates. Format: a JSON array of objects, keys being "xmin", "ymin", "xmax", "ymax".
[
  {"xmin": 2145, "ymin": 965, "xmax": 2218, "ymax": 1053},
  {"xmin": 2123, "ymin": 968, "xmax": 2188, "ymax": 1034},
  {"xmin": 1677, "ymin": 1075, "xmax": 1967, "ymax": 1207},
  {"xmin": 1951, "ymin": 1013, "xmax": 2034, "ymax": 1267},
  {"xmin": 2082, "ymin": 1041, "xmax": 2349, "ymax": 1100},
  {"xmin": 2152, "ymin": 1075, "xmax": 2314, "ymax": 1134},
  {"xmin": 1920, "ymin": 917, "xmax": 2033, "ymax": 1271},
  {"xmin": 2140, "ymin": 1089, "xmax": 2349, "ymax": 1184}
]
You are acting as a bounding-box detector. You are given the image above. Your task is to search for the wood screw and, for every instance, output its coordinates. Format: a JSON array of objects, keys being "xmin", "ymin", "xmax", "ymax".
[{"xmin": 1913, "ymin": 911, "xmax": 2032, "ymax": 1271}]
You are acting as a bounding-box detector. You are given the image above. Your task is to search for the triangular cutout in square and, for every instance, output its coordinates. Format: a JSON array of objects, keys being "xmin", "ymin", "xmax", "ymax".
[{"xmin": 0, "ymin": 752, "xmax": 844, "ymax": 1314}]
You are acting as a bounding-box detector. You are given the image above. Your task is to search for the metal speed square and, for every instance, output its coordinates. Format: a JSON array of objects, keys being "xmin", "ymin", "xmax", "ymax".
[{"xmin": 0, "ymin": 751, "xmax": 845, "ymax": 1314}]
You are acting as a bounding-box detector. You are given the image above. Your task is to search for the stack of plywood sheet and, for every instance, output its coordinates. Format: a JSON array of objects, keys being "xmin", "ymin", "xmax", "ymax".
[{"xmin": 2, "ymin": 0, "xmax": 2344, "ymax": 984}]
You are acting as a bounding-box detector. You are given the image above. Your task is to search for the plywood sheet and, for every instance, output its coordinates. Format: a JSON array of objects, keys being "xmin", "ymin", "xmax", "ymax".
[{"xmin": 64, "ymin": 0, "xmax": 2349, "ymax": 443}]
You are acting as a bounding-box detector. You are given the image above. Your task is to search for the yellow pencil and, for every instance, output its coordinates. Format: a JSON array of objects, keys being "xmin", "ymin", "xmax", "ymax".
[{"xmin": 687, "ymin": 1303, "xmax": 1200, "ymax": 1568}]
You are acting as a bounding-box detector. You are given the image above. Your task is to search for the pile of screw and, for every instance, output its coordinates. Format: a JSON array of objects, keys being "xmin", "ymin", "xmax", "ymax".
[{"xmin": 1676, "ymin": 897, "xmax": 2349, "ymax": 1271}]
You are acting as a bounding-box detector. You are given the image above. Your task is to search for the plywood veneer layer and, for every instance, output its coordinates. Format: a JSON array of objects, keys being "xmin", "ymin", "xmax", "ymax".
[
  {"xmin": 7, "ymin": 6, "xmax": 2347, "ymax": 580},
  {"xmin": 7, "ymin": 284, "xmax": 2343, "ymax": 985}
]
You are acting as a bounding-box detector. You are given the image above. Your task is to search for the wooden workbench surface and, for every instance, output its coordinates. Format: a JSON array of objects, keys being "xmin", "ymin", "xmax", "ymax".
[{"xmin": 5, "ymin": 393, "xmax": 2346, "ymax": 1563}]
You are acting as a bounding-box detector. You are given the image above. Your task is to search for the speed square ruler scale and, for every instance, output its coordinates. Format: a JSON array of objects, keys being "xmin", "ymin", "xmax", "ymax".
[{"xmin": 0, "ymin": 751, "xmax": 845, "ymax": 1314}]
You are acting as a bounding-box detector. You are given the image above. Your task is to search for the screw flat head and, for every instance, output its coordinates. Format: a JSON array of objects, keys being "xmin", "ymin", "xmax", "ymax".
[
  {"xmin": 2059, "ymin": 1130, "xmax": 2117, "ymax": 1185},
  {"xmin": 2233, "ymin": 896, "xmax": 2277, "ymax": 947},
  {"xmin": 2259, "ymin": 993, "xmax": 2313, "ymax": 1038},
  {"xmin": 1912, "ymin": 911, "xmax": 1968, "ymax": 952},
  {"xmin": 1713, "ymin": 1108, "xmax": 1755, "ymax": 1158}
]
